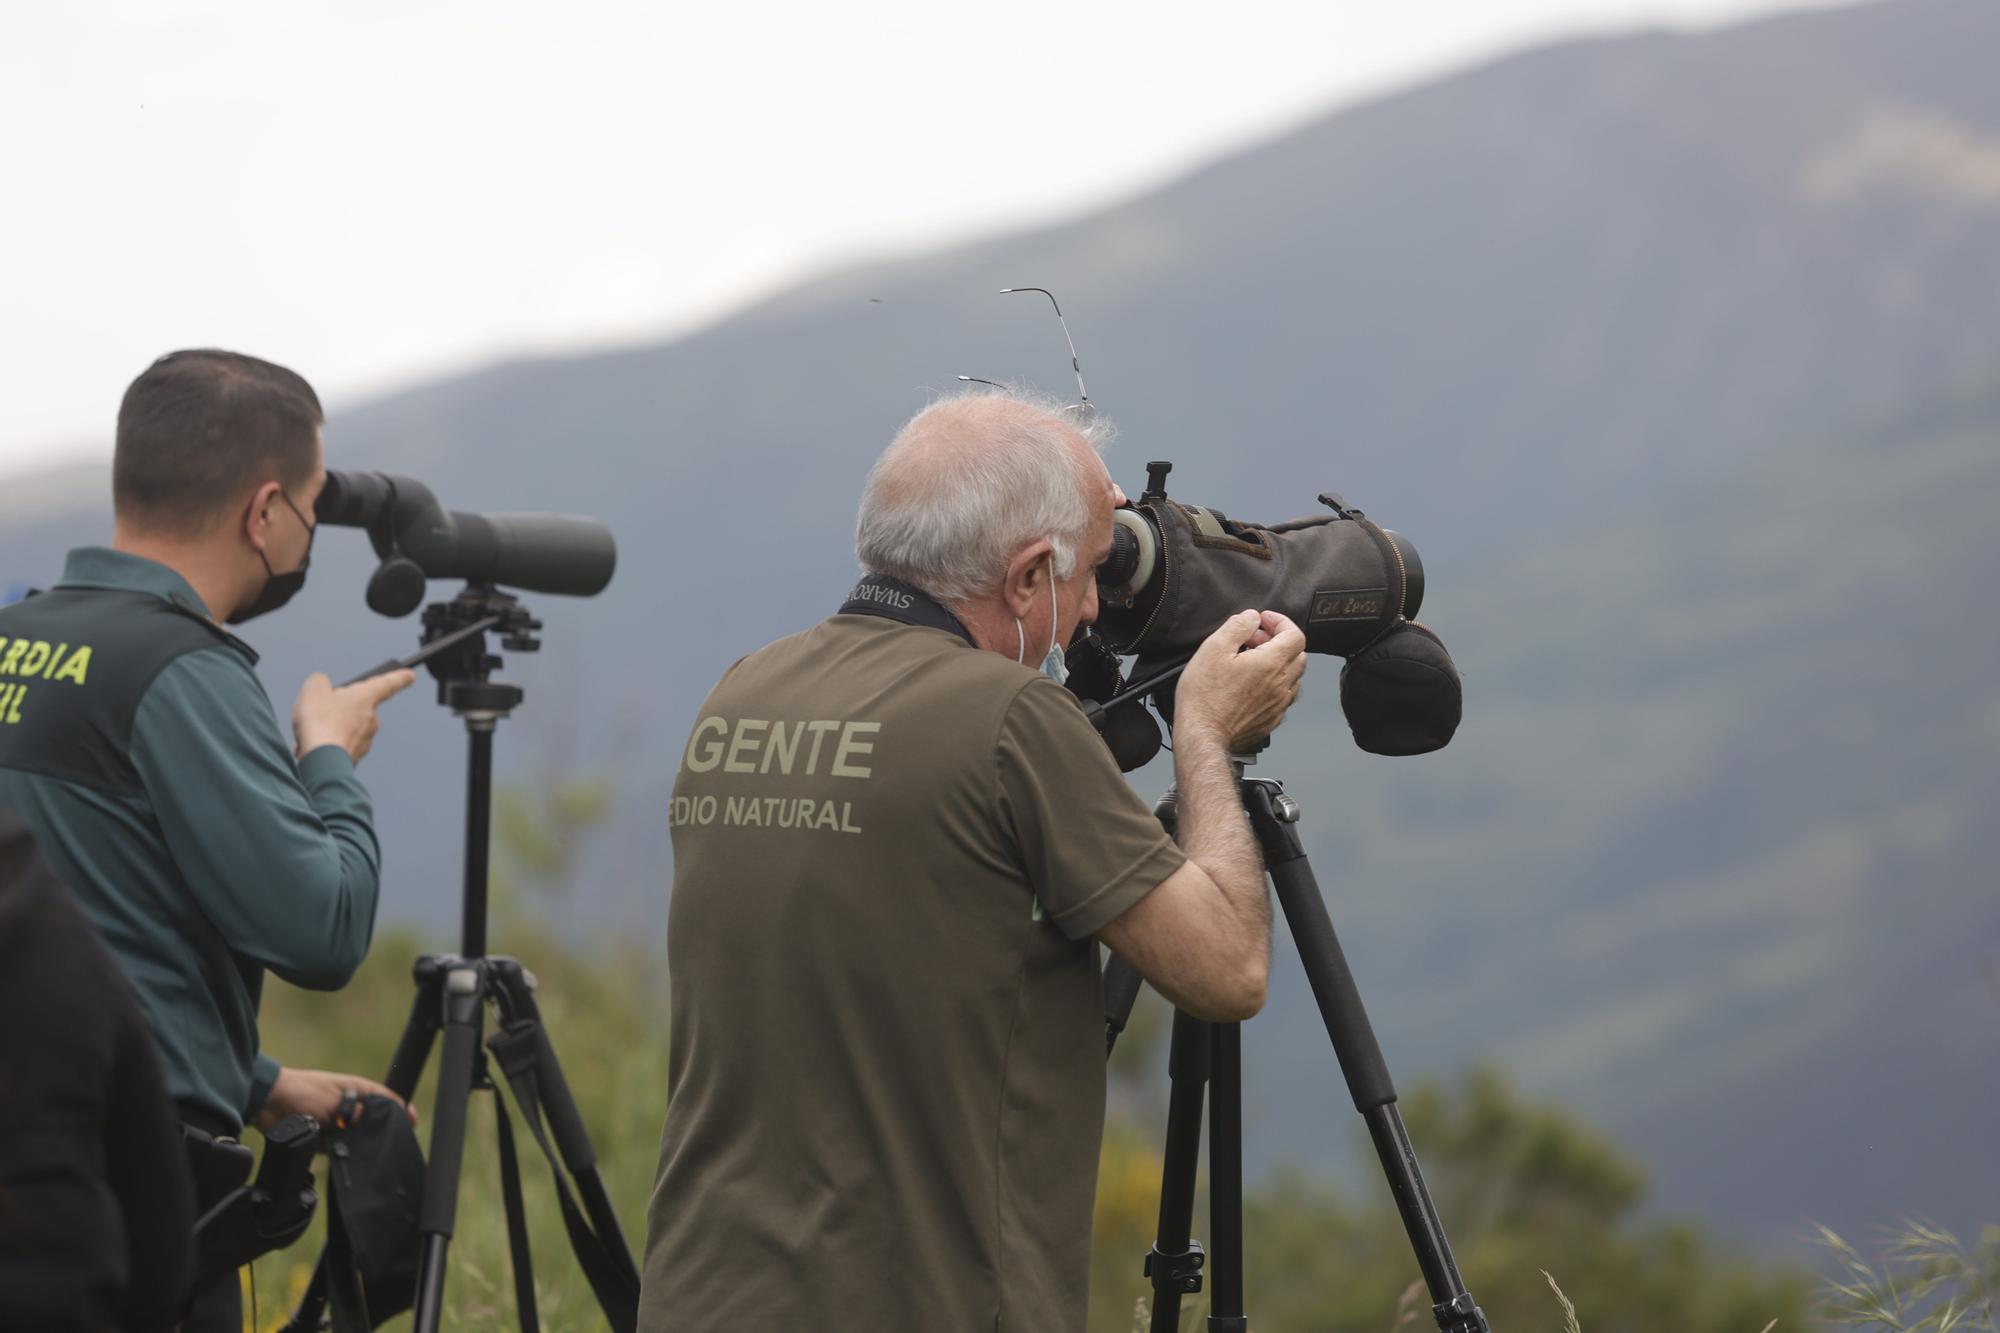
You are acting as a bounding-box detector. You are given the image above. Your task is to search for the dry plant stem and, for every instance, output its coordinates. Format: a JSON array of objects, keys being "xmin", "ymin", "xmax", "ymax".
[
  {"xmin": 1815, "ymin": 1218, "xmax": 1999, "ymax": 1331},
  {"xmin": 1543, "ymin": 1270, "xmax": 1584, "ymax": 1333}
]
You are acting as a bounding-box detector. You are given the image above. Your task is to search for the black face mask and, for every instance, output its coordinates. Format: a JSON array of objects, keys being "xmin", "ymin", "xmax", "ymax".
[{"xmin": 229, "ymin": 489, "xmax": 317, "ymax": 625}]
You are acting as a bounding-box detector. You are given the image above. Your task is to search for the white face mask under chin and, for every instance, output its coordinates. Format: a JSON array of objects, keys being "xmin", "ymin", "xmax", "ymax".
[{"xmin": 1015, "ymin": 566, "xmax": 1069, "ymax": 685}]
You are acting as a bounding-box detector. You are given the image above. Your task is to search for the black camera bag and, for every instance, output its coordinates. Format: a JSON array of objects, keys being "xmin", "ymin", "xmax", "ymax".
[
  {"xmin": 320, "ymin": 1092, "xmax": 426, "ymax": 1332},
  {"xmin": 1339, "ymin": 621, "xmax": 1462, "ymax": 756}
]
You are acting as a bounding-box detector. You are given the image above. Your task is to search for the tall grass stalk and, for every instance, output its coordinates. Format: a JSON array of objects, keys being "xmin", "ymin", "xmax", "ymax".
[{"xmin": 1816, "ymin": 1220, "xmax": 1999, "ymax": 1331}]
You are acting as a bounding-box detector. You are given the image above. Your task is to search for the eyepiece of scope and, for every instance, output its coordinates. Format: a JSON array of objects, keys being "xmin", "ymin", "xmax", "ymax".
[
  {"xmin": 1100, "ymin": 525, "xmax": 1140, "ymax": 590},
  {"xmin": 315, "ymin": 470, "xmax": 403, "ymax": 527},
  {"xmin": 1097, "ymin": 507, "xmax": 1159, "ymax": 606}
]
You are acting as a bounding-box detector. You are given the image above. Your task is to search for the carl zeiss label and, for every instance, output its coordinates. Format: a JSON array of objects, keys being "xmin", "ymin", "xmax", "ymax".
[{"xmin": 1308, "ymin": 588, "xmax": 1387, "ymax": 623}]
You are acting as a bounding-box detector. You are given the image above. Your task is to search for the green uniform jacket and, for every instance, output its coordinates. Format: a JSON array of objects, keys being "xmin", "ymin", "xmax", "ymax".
[{"xmin": 0, "ymin": 547, "xmax": 381, "ymax": 1129}]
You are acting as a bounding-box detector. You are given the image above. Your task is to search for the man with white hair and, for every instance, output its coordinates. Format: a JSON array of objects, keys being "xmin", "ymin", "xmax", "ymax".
[{"xmin": 639, "ymin": 389, "xmax": 1307, "ymax": 1332}]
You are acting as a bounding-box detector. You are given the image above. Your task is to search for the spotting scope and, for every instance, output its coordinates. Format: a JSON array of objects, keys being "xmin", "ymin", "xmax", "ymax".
[{"xmin": 316, "ymin": 471, "xmax": 616, "ymax": 617}]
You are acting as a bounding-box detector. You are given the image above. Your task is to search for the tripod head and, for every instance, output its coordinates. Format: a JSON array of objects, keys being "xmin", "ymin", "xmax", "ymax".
[
  {"xmin": 418, "ymin": 584, "xmax": 541, "ymax": 721},
  {"xmin": 379, "ymin": 584, "xmax": 548, "ymax": 958}
]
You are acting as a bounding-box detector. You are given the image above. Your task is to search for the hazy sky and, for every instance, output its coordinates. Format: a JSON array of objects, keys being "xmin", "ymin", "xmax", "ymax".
[{"xmin": 0, "ymin": 0, "xmax": 1842, "ymax": 478}]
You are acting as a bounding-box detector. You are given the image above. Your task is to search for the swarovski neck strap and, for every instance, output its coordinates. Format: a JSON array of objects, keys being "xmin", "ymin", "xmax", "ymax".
[{"xmin": 837, "ymin": 574, "xmax": 975, "ymax": 648}]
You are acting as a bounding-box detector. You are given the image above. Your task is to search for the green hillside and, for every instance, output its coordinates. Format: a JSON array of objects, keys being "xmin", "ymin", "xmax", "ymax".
[{"xmin": 1226, "ymin": 392, "xmax": 2000, "ymax": 1242}]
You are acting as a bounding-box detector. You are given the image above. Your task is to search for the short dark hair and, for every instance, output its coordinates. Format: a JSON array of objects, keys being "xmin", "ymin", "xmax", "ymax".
[{"xmin": 113, "ymin": 349, "xmax": 324, "ymax": 537}]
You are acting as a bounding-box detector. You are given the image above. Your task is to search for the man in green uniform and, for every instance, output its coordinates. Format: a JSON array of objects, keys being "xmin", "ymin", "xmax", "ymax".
[
  {"xmin": 640, "ymin": 389, "xmax": 1307, "ymax": 1332},
  {"xmin": 0, "ymin": 350, "xmax": 415, "ymax": 1330}
]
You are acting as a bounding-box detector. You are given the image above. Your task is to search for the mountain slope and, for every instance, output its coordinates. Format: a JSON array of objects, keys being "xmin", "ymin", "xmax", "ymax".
[{"xmin": 1227, "ymin": 389, "xmax": 2000, "ymax": 1245}]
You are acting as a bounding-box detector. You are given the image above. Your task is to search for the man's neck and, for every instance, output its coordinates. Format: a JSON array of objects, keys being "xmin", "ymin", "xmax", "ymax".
[
  {"xmin": 110, "ymin": 526, "xmax": 238, "ymax": 623},
  {"xmin": 953, "ymin": 596, "xmax": 1025, "ymax": 660}
]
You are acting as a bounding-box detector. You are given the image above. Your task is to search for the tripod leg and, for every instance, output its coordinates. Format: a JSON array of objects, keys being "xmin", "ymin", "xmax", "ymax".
[
  {"xmin": 286, "ymin": 957, "xmax": 448, "ymax": 1332},
  {"xmin": 412, "ymin": 962, "xmax": 488, "ymax": 1333},
  {"xmin": 491, "ymin": 1090, "xmax": 542, "ymax": 1333},
  {"xmin": 1146, "ymin": 1009, "xmax": 1212, "ymax": 1333},
  {"xmin": 490, "ymin": 962, "xmax": 641, "ymax": 1291},
  {"xmin": 1243, "ymin": 783, "xmax": 1490, "ymax": 1333},
  {"xmin": 1206, "ymin": 1023, "xmax": 1246, "ymax": 1333},
  {"xmin": 385, "ymin": 955, "xmax": 449, "ymax": 1095}
]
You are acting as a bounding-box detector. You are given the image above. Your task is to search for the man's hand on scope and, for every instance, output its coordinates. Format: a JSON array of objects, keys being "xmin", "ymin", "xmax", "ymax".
[
  {"xmin": 292, "ymin": 669, "xmax": 416, "ymax": 764},
  {"xmin": 1176, "ymin": 609, "xmax": 1307, "ymax": 752}
]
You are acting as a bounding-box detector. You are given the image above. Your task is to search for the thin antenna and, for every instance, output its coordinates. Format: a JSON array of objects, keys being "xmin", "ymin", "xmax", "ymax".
[
  {"xmin": 1000, "ymin": 287, "xmax": 1090, "ymax": 410},
  {"xmin": 956, "ymin": 375, "xmax": 1005, "ymax": 389}
]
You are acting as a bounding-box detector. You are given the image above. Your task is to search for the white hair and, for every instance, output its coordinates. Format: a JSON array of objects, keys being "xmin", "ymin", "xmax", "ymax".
[{"xmin": 854, "ymin": 385, "xmax": 1114, "ymax": 606}]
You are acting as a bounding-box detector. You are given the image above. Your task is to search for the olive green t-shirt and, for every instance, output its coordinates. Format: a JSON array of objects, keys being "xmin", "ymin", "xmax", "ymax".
[{"xmin": 640, "ymin": 613, "xmax": 1186, "ymax": 1332}]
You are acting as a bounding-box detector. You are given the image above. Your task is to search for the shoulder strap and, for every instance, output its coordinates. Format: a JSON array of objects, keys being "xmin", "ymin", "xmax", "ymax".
[{"xmin": 837, "ymin": 574, "xmax": 975, "ymax": 647}]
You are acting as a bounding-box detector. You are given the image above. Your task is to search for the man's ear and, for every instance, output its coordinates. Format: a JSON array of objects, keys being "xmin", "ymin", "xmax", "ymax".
[
  {"xmin": 242, "ymin": 480, "xmax": 286, "ymax": 553},
  {"xmin": 1001, "ymin": 539, "xmax": 1054, "ymax": 619}
]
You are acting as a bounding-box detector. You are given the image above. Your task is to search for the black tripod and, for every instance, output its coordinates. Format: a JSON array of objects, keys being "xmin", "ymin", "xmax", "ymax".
[
  {"xmin": 287, "ymin": 584, "xmax": 641, "ymax": 1333},
  {"xmin": 1104, "ymin": 762, "xmax": 1491, "ymax": 1333}
]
